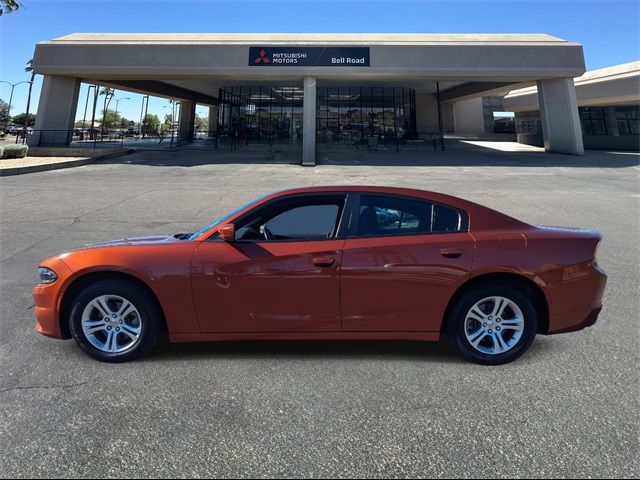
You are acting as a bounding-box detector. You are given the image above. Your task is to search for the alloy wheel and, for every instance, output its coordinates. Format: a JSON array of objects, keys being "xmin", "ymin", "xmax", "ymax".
[
  {"xmin": 80, "ymin": 294, "xmax": 143, "ymax": 353},
  {"xmin": 464, "ymin": 296, "xmax": 525, "ymax": 355}
]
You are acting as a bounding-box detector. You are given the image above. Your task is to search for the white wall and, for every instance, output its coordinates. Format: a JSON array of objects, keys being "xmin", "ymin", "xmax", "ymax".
[
  {"xmin": 415, "ymin": 93, "xmax": 439, "ymax": 133},
  {"xmin": 453, "ymin": 97, "xmax": 485, "ymax": 135}
]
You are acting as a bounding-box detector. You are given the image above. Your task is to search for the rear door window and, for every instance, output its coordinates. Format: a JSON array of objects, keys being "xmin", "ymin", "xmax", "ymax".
[{"xmin": 354, "ymin": 194, "xmax": 465, "ymax": 237}]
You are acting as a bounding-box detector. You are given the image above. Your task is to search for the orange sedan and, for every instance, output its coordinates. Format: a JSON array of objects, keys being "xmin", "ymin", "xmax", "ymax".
[{"xmin": 33, "ymin": 186, "xmax": 606, "ymax": 364}]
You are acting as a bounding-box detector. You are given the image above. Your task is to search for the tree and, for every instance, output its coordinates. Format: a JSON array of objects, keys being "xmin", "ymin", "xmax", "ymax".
[
  {"xmin": 163, "ymin": 113, "xmax": 173, "ymax": 132},
  {"xmin": 24, "ymin": 59, "xmax": 36, "ymax": 131},
  {"xmin": 141, "ymin": 113, "xmax": 160, "ymax": 135},
  {"xmin": 11, "ymin": 112, "xmax": 36, "ymax": 127},
  {"xmin": 0, "ymin": 99, "xmax": 9, "ymax": 126},
  {"xmin": 0, "ymin": 0, "xmax": 20, "ymax": 15},
  {"xmin": 99, "ymin": 87, "xmax": 115, "ymax": 134},
  {"xmin": 101, "ymin": 108, "xmax": 123, "ymax": 130},
  {"xmin": 195, "ymin": 113, "xmax": 208, "ymax": 131}
]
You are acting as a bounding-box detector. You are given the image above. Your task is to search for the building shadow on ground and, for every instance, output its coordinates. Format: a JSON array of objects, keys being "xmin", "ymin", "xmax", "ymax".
[
  {"xmin": 317, "ymin": 141, "xmax": 640, "ymax": 168},
  {"xmin": 96, "ymin": 139, "xmax": 640, "ymax": 169}
]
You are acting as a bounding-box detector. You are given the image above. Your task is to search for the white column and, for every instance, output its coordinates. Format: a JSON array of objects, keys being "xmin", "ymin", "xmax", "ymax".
[
  {"xmin": 178, "ymin": 100, "xmax": 196, "ymax": 142},
  {"xmin": 537, "ymin": 78, "xmax": 584, "ymax": 155},
  {"xmin": 302, "ymin": 76, "xmax": 317, "ymax": 166},
  {"xmin": 29, "ymin": 75, "xmax": 81, "ymax": 146}
]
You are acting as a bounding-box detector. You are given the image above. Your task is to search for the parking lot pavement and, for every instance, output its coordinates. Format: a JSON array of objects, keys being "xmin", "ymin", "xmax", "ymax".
[{"xmin": 1, "ymin": 147, "xmax": 638, "ymax": 478}]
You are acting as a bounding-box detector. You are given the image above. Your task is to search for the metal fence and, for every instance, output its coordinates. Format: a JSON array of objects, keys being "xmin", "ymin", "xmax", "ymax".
[
  {"xmin": 316, "ymin": 130, "xmax": 444, "ymax": 152},
  {"xmin": 7, "ymin": 129, "xmax": 187, "ymax": 150},
  {"xmin": 4, "ymin": 128, "xmax": 445, "ymax": 152},
  {"xmin": 198, "ymin": 130, "xmax": 445, "ymax": 152}
]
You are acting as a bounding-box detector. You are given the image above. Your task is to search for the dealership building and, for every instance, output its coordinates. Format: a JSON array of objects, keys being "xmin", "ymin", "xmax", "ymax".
[
  {"xmin": 504, "ymin": 61, "xmax": 639, "ymax": 151},
  {"xmin": 30, "ymin": 33, "xmax": 590, "ymax": 164}
]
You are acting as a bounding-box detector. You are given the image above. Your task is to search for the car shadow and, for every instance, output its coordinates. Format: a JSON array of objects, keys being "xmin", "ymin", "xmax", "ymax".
[{"xmin": 142, "ymin": 339, "xmax": 464, "ymax": 364}]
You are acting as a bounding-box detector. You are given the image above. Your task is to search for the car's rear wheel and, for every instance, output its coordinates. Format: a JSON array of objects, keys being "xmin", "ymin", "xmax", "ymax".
[
  {"xmin": 69, "ymin": 279, "xmax": 161, "ymax": 363},
  {"xmin": 446, "ymin": 283, "xmax": 538, "ymax": 365}
]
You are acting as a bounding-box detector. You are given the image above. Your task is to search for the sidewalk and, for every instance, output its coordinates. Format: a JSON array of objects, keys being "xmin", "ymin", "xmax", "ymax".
[{"xmin": 0, "ymin": 148, "xmax": 135, "ymax": 176}]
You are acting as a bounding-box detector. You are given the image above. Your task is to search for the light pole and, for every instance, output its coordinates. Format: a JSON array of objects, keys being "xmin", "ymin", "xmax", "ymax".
[
  {"xmin": 114, "ymin": 97, "xmax": 130, "ymax": 146},
  {"xmin": 139, "ymin": 95, "xmax": 149, "ymax": 138},
  {"xmin": 1, "ymin": 80, "xmax": 32, "ymax": 133},
  {"xmin": 81, "ymin": 85, "xmax": 96, "ymax": 140},
  {"xmin": 171, "ymin": 100, "xmax": 182, "ymax": 148},
  {"xmin": 163, "ymin": 101, "xmax": 177, "ymax": 147},
  {"xmin": 113, "ymin": 97, "xmax": 130, "ymax": 131},
  {"xmin": 197, "ymin": 109, "xmax": 207, "ymax": 138}
]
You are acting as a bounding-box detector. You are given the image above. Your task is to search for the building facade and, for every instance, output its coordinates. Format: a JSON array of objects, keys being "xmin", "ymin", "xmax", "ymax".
[
  {"xmin": 30, "ymin": 33, "xmax": 588, "ymax": 163},
  {"xmin": 504, "ymin": 61, "xmax": 640, "ymax": 151}
]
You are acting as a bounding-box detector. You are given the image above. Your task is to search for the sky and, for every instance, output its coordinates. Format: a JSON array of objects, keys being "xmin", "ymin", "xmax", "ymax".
[{"xmin": 0, "ymin": 0, "xmax": 638, "ymax": 124}]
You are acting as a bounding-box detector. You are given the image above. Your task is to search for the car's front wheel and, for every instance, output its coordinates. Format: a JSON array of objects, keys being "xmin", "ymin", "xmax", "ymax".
[
  {"xmin": 69, "ymin": 279, "xmax": 161, "ymax": 363},
  {"xmin": 446, "ymin": 283, "xmax": 538, "ymax": 365}
]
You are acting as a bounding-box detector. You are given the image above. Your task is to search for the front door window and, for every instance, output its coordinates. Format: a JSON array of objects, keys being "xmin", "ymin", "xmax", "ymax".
[{"xmin": 235, "ymin": 195, "xmax": 346, "ymax": 242}]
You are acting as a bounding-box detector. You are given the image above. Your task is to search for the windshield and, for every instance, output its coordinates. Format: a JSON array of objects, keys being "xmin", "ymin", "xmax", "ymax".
[{"xmin": 188, "ymin": 194, "xmax": 271, "ymax": 240}]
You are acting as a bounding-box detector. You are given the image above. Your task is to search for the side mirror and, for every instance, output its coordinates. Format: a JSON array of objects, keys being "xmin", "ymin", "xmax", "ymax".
[{"xmin": 218, "ymin": 223, "xmax": 235, "ymax": 242}]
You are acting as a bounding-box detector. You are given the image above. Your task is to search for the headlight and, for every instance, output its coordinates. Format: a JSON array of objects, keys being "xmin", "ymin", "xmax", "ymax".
[{"xmin": 38, "ymin": 267, "xmax": 58, "ymax": 284}]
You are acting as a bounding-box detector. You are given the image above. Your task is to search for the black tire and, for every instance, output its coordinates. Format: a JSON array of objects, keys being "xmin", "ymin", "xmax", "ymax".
[
  {"xmin": 69, "ymin": 279, "xmax": 161, "ymax": 363},
  {"xmin": 446, "ymin": 282, "xmax": 538, "ymax": 366}
]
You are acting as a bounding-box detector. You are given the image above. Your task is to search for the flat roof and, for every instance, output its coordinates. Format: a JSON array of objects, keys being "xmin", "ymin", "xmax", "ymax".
[
  {"xmin": 506, "ymin": 61, "xmax": 640, "ymax": 98},
  {"xmin": 46, "ymin": 32, "xmax": 575, "ymax": 46},
  {"xmin": 32, "ymin": 32, "xmax": 586, "ymax": 101}
]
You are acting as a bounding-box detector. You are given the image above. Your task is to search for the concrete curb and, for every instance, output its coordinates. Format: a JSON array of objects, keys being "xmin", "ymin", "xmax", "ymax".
[{"xmin": 0, "ymin": 148, "xmax": 137, "ymax": 176}]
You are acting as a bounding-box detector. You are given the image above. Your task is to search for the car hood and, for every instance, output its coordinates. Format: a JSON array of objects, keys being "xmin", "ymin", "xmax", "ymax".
[{"xmin": 78, "ymin": 235, "xmax": 179, "ymax": 250}]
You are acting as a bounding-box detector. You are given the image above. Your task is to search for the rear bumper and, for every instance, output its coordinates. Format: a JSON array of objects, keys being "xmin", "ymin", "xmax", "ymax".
[
  {"xmin": 551, "ymin": 306, "xmax": 602, "ymax": 334},
  {"xmin": 546, "ymin": 263, "xmax": 607, "ymax": 334}
]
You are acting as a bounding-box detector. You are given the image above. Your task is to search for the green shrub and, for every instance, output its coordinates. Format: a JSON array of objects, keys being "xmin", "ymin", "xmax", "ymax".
[
  {"xmin": 1, "ymin": 144, "xmax": 28, "ymax": 159},
  {"xmin": 0, "ymin": 146, "xmax": 4, "ymax": 159}
]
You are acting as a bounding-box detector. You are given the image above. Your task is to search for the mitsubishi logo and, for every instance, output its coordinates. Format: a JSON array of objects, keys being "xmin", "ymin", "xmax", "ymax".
[{"xmin": 254, "ymin": 49, "xmax": 270, "ymax": 64}]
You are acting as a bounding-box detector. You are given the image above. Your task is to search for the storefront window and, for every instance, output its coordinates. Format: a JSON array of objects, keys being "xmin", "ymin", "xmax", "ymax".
[
  {"xmin": 517, "ymin": 120, "xmax": 540, "ymax": 135},
  {"xmin": 579, "ymin": 107, "xmax": 607, "ymax": 135},
  {"xmin": 217, "ymin": 85, "xmax": 417, "ymax": 146},
  {"xmin": 217, "ymin": 86, "xmax": 303, "ymax": 144},
  {"xmin": 616, "ymin": 106, "xmax": 639, "ymax": 136},
  {"xmin": 316, "ymin": 86, "xmax": 416, "ymax": 146}
]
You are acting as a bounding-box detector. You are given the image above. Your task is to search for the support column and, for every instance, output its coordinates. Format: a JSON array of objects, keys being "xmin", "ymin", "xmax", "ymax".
[
  {"xmin": 178, "ymin": 100, "xmax": 196, "ymax": 142},
  {"xmin": 302, "ymin": 77, "xmax": 317, "ymax": 166},
  {"xmin": 208, "ymin": 105, "xmax": 218, "ymax": 138},
  {"xmin": 28, "ymin": 75, "xmax": 81, "ymax": 146},
  {"xmin": 537, "ymin": 78, "xmax": 584, "ymax": 155}
]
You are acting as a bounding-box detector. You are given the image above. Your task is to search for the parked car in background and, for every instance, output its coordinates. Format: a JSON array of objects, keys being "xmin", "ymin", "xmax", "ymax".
[{"xmin": 15, "ymin": 128, "xmax": 33, "ymax": 138}]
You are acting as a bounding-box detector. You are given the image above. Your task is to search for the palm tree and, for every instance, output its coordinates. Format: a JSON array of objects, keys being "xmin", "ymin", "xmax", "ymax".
[
  {"xmin": 99, "ymin": 87, "xmax": 115, "ymax": 137},
  {"xmin": 0, "ymin": 1, "xmax": 21, "ymax": 15},
  {"xmin": 23, "ymin": 59, "xmax": 35, "ymax": 136}
]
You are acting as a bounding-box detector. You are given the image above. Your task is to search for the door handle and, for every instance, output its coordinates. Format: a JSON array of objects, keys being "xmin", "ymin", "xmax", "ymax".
[
  {"xmin": 313, "ymin": 257, "xmax": 335, "ymax": 267},
  {"xmin": 441, "ymin": 248, "xmax": 464, "ymax": 259}
]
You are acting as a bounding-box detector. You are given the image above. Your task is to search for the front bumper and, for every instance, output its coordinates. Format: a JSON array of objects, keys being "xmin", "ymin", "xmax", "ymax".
[{"xmin": 33, "ymin": 257, "xmax": 73, "ymax": 339}]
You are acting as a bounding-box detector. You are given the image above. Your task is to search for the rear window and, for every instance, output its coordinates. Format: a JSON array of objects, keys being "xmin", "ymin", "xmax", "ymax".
[{"xmin": 355, "ymin": 195, "xmax": 466, "ymax": 237}]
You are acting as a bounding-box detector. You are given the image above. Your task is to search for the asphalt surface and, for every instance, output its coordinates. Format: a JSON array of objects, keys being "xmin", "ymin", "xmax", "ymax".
[{"xmin": 1, "ymin": 143, "xmax": 639, "ymax": 478}]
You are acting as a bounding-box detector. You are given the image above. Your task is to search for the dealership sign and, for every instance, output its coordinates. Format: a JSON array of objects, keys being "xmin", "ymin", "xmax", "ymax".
[{"xmin": 249, "ymin": 47, "xmax": 370, "ymax": 67}]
